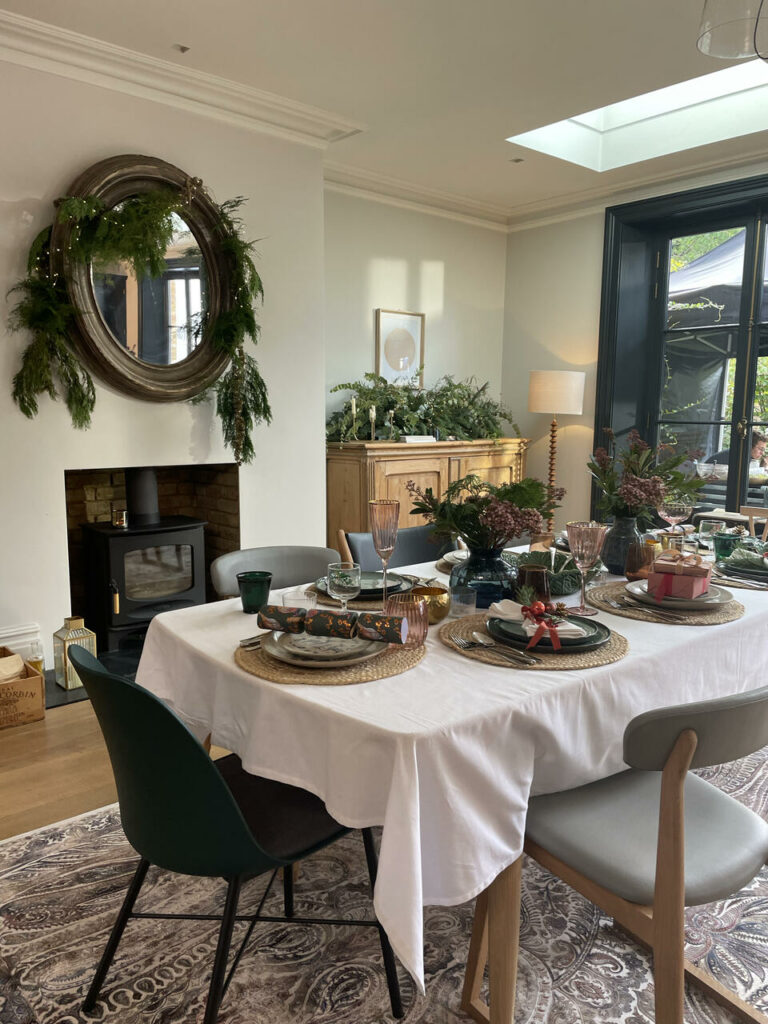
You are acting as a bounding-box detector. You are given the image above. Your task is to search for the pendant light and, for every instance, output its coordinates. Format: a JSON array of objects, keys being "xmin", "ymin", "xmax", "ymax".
[{"xmin": 697, "ymin": 0, "xmax": 768, "ymax": 59}]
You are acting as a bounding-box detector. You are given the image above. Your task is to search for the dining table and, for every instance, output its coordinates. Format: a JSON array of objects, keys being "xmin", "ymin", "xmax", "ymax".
[{"xmin": 135, "ymin": 554, "xmax": 768, "ymax": 1024}]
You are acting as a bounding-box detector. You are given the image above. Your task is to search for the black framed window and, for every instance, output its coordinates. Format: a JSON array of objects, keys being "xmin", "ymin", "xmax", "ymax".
[{"xmin": 595, "ymin": 174, "xmax": 768, "ymax": 513}]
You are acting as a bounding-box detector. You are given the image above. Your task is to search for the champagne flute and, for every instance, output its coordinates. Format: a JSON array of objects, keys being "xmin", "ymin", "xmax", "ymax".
[
  {"xmin": 326, "ymin": 561, "xmax": 361, "ymax": 613},
  {"xmin": 369, "ymin": 499, "xmax": 400, "ymax": 608},
  {"xmin": 565, "ymin": 521, "xmax": 609, "ymax": 616}
]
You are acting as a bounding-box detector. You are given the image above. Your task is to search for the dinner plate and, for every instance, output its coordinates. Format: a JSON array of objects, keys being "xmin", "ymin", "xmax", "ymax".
[
  {"xmin": 715, "ymin": 560, "xmax": 768, "ymax": 582},
  {"xmin": 261, "ymin": 631, "xmax": 385, "ymax": 669},
  {"xmin": 315, "ymin": 571, "xmax": 412, "ymax": 598},
  {"xmin": 487, "ymin": 615, "xmax": 610, "ymax": 653},
  {"xmin": 626, "ymin": 579, "xmax": 733, "ymax": 610},
  {"xmin": 442, "ymin": 549, "xmax": 469, "ymax": 565}
]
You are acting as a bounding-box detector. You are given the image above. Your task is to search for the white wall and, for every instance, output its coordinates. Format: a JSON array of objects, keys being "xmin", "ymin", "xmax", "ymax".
[
  {"xmin": 324, "ymin": 190, "xmax": 508, "ymax": 412},
  {"xmin": 0, "ymin": 61, "xmax": 327, "ymax": 660},
  {"xmin": 502, "ymin": 213, "xmax": 606, "ymax": 529}
]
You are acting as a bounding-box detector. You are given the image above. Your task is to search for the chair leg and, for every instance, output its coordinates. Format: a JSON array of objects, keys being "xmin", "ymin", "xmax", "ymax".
[
  {"xmin": 83, "ymin": 857, "xmax": 150, "ymax": 1012},
  {"xmin": 203, "ymin": 876, "xmax": 242, "ymax": 1024},
  {"xmin": 362, "ymin": 828, "xmax": 404, "ymax": 1019},
  {"xmin": 283, "ymin": 862, "xmax": 295, "ymax": 919}
]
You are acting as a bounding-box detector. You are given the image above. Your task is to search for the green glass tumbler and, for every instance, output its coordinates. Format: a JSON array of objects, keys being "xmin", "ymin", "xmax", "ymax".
[{"xmin": 237, "ymin": 570, "xmax": 272, "ymax": 614}]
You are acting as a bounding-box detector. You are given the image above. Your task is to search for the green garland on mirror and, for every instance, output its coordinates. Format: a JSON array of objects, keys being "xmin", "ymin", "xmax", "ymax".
[{"xmin": 8, "ymin": 190, "xmax": 270, "ymax": 464}]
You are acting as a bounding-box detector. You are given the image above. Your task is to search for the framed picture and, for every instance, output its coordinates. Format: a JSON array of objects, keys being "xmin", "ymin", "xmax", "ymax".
[{"xmin": 375, "ymin": 309, "xmax": 425, "ymax": 387}]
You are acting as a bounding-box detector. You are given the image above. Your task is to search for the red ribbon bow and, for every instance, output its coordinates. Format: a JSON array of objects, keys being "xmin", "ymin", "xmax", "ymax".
[{"xmin": 521, "ymin": 606, "xmax": 562, "ymax": 650}]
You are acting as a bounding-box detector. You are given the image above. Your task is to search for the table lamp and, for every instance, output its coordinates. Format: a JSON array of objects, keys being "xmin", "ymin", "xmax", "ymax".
[{"xmin": 528, "ymin": 370, "xmax": 586, "ymax": 530}]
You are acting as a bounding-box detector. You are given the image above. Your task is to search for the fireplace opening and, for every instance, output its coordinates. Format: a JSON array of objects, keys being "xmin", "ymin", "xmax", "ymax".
[{"xmin": 65, "ymin": 464, "xmax": 240, "ymax": 651}]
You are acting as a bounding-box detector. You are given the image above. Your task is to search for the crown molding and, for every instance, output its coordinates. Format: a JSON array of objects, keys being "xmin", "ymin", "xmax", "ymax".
[
  {"xmin": 323, "ymin": 162, "xmax": 511, "ymax": 231},
  {"xmin": 0, "ymin": 9, "xmax": 365, "ymax": 149},
  {"xmin": 505, "ymin": 146, "xmax": 768, "ymax": 232}
]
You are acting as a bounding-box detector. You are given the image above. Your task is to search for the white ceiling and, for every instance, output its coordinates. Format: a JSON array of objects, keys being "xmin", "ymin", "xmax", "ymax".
[{"xmin": 1, "ymin": 0, "xmax": 763, "ymax": 222}]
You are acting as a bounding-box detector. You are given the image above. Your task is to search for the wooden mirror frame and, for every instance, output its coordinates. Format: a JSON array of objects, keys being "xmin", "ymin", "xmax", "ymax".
[{"xmin": 49, "ymin": 154, "xmax": 232, "ymax": 402}]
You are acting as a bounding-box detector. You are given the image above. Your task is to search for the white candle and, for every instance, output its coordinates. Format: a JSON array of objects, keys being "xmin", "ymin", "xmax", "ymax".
[{"xmin": 350, "ymin": 397, "xmax": 356, "ymax": 418}]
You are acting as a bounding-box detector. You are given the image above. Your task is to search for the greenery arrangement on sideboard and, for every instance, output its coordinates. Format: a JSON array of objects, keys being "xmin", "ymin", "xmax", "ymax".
[
  {"xmin": 326, "ymin": 374, "xmax": 517, "ymax": 442},
  {"xmin": 8, "ymin": 184, "xmax": 270, "ymax": 464}
]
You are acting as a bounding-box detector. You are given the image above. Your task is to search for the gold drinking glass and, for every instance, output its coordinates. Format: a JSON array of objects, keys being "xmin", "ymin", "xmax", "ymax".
[{"xmin": 369, "ymin": 499, "xmax": 400, "ymax": 608}]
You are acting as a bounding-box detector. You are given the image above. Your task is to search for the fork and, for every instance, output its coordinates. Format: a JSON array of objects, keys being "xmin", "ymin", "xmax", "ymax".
[
  {"xmin": 451, "ymin": 633, "xmax": 538, "ymax": 665},
  {"xmin": 603, "ymin": 596, "xmax": 686, "ymax": 623}
]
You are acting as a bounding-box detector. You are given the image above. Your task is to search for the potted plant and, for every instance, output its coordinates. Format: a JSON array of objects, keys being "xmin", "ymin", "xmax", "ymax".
[
  {"xmin": 588, "ymin": 429, "xmax": 703, "ymax": 574},
  {"xmin": 407, "ymin": 475, "xmax": 561, "ymax": 607}
]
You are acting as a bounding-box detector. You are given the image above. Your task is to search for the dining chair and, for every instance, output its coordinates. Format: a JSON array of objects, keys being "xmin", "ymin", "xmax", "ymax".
[
  {"xmin": 338, "ymin": 524, "xmax": 456, "ymax": 571},
  {"xmin": 67, "ymin": 646, "xmax": 403, "ymax": 1024},
  {"xmin": 461, "ymin": 686, "xmax": 768, "ymax": 1024},
  {"xmin": 739, "ymin": 505, "xmax": 768, "ymax": 541},
  {"xmin": 210, "ymin": 545, "xmax": 340, "ymax": 598}
]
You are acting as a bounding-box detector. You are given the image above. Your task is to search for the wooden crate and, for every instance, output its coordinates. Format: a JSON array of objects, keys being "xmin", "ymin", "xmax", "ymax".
[{"xmin": 0, "ymin": 646, "xmax": 44, "ymax": 730}]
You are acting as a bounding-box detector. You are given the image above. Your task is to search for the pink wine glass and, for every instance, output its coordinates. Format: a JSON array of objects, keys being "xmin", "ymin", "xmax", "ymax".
[
  {"xmin": 566, "ymin": 521, "xmax": 609, "ymax": 617},
  {"xmin": 369, "ymin": 499, "xmax": 400, "ymax": 608}
]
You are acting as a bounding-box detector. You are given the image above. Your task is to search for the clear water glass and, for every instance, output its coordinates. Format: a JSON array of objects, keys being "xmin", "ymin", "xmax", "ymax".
[
  {"xmin": 565, "ymin": 521, "xmax": 609, "ymax": 616},
  {"xmin": 326, "ymin": 561, "xmax": 361, "ymax": 612},
  {"xmin": 369, "ymin": 499, "xmax": 400, "ymax": 608},
  {"xmin": 281, "ymin": 589, "xmax": 318, "ymax": 610},
  {"xmin": 698, "ymin": 518, "xmax": 724, "ymax": 560},
  {"xmin": 450, "ymin": 586, "xmax": 477, "ymax": 618}
]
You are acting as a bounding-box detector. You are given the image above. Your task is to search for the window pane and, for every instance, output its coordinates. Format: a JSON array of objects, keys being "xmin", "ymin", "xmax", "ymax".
[
  {"xmin": 660, "ymin": 328, "xmax": 736, "ymax": 422},
  {"xmin": 752, "ymin": 330, "xmax": 768, "ymax": 424},
  {"xmin": 666, "ymin": 227, "xmax": 746, "ymax": 330}
]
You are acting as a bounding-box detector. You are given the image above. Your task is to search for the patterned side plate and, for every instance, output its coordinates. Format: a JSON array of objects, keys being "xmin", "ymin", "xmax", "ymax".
[{"xmin": 262, "ymin": 631, "xmax": 385, "ymax": 669}]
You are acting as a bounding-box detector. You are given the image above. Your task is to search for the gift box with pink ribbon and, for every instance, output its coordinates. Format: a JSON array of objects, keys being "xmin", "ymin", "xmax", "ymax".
[{"xmin": 647, "ymin": 550, "xmax": 712, "ymax": 601}]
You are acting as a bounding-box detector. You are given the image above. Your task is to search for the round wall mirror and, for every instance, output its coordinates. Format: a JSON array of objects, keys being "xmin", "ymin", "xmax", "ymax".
[{"xmin": 50, "ymin": 155, "xmax": 232, "ymax": 401}]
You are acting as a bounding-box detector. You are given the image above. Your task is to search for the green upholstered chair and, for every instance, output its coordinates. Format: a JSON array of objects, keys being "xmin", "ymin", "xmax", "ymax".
[
  {"xmin": 462, "ymin": 686, "xmax": 768, "ymax": 1024},
  {"xmin": 67, "ymin": 645, "xmax": 403, "ymax": 1024}
]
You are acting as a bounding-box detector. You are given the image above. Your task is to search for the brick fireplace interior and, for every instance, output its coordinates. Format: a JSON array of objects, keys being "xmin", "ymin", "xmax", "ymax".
[{"xmin": 65, "ymin": 464, "xmax": 240, "ymax": 614}]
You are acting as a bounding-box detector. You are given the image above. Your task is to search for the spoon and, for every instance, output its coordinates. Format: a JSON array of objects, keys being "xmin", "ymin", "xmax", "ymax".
[{"xmin": 471, "ymin": 631, "xmax": 541, "ymax": 665}]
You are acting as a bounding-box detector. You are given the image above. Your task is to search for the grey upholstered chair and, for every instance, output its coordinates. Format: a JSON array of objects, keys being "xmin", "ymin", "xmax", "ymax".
[
  {"xmin": 462, "ymin": 686, "xmax": 768, "ymax": 1024},
  {"xmin": 210, "ymin": 545, "xmax": 340, "ymax": 598},
  {"xmin": 338, "ymin": 524, "xmax": 456, "ymax": 572}
]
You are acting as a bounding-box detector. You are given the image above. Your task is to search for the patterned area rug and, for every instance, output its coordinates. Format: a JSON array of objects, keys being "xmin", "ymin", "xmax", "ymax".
[{"xmin": 3, "ymin": 753, "xmax": 768, "ymax": 1023}]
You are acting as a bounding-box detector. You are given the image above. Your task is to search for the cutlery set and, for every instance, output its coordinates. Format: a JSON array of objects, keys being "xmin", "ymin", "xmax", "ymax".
[
  {"xmin": 239, "ymin": 634, "xmax": 265, "ymax": 651},
  {"xmin": 450, "ymin": 632, "xmax": 541, "ymax": 665},
  {"xmin": 713, "ymin": 569, "xmax": 768, "ymax": 590},
  {"xmin": 602, "ymin": 595, "xmax": 688, "ymax": 623}
]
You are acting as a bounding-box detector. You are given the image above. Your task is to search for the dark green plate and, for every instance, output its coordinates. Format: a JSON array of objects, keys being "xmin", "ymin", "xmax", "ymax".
[
  {"xmin": 715, "ymin": 560, "xmax": 768, "ymax": 582},
  {"xmin": 315, "ymin": 571, "xmax": 412, "ymax": 598},
  {"xmin": 487, "ymin": 616, "xmax": 611, "ymax": 653}
]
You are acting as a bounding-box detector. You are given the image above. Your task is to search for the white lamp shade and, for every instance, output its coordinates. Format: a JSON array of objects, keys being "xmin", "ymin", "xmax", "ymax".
[
  {"xmin": 527, "ymin": 370, "xmax": 585, "ymax": 416},
  {"xmin": 696, "ymin": 0, "xmax": 768, "ymax": 57}
]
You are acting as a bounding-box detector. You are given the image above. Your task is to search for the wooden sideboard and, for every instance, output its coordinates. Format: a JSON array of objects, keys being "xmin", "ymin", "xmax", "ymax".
[{"xmin": 326, "ymin": 438, "xmax": 528, "ymax": 546}]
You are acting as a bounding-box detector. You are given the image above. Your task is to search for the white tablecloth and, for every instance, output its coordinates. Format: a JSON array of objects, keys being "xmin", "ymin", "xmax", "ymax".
[{"xmin": 136, "ymin": 561, "xmax": 768, "ymax": 991}]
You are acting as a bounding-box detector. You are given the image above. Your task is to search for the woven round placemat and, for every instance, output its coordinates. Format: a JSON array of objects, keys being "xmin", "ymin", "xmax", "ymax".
[
  {"xmin": 586, "ymin": 580, "xmax": 744, "ymax": 625},
  {"xmin": 234, "ymin": 641, "xmax": 426, "ymax": 685},
  {"xmin": 438, "ymin": 614, "xmax": 629, "ymax": 671}
]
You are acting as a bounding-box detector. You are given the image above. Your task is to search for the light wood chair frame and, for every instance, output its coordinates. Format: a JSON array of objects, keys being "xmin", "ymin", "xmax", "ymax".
[
  {"xmin": 461, "ymin": 730, "xmax": 768, "ymax": 1024},
  {"xmin": 739, "ymin": 506, "xmax": 768, "ymax": 542},
  {"xmin": 337, "ymin": 529, "xmax": 354, "ymax": 564}
]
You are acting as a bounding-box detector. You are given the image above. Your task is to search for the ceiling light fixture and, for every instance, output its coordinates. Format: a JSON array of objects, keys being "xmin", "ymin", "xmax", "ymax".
[{"xmin": 697, "ymin": 0, "xmax": 768, "ymax": 59}]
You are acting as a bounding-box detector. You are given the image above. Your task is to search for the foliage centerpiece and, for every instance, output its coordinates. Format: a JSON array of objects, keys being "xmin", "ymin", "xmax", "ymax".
[
  {"xmin": 326, "ymin": 374, "xmax": 517, "ymax": 442},
  {"xmin": 407, "ymin": 474, "xmax": 561, "ymax": 607},
  {"xmin": 8, "ymin": 187, "xmax": 269, "ymax": 464},
  {"xmin": 588, "ymin": 429, "xmax": 703, "ymax": 527},
  {"xmin": 407, "ymin": 474, "xmax": 558, "ymax": 550}
]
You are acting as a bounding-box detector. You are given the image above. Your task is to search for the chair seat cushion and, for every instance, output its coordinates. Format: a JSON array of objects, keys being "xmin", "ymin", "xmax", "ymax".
[
  {"xmin": 526, "ymin": 769, "xmax": 768, "ymax": 906},
  {"xmin": 216, "ymin": 754, "xmax": 349, "ymax": 861}
]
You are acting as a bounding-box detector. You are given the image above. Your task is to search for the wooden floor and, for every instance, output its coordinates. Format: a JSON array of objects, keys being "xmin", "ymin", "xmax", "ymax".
[
  {"xmin": 0, "ymin": 702, "xmax": 227, "ymax": 841},
  {"xmin": 0, "ymin": 702, "xmax": 116, "ymax": 841}
]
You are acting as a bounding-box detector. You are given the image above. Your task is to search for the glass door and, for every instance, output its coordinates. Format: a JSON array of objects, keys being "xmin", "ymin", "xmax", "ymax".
[{"xmin": 655, "ymin": 217, "xmax": 768, "ymax": 510}]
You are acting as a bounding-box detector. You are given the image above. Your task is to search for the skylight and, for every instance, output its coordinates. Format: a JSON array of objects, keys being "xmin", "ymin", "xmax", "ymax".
[{"xmin": 507, "ymin": 61, "xmax": 768, "ymax": 172}]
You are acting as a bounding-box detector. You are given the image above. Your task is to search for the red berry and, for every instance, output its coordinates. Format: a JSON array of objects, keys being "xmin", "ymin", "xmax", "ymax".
[{"xmin": 530, "ymin": 601, "xmax": 546, "ymax": 616}]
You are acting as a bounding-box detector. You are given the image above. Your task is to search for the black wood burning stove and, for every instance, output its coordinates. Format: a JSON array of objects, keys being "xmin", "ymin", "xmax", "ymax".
[{"xmin": 82, "ymin": 468, "xmax": 206, "ymax": 651}]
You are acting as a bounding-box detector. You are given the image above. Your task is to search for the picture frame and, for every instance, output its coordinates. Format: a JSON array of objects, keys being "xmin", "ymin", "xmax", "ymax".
[{"xmin": 375, "ymin": 309, "xmax": 425, "ymax": 387}]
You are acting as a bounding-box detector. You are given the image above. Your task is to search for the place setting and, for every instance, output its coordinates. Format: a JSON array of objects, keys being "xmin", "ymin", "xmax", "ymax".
[{"xmin": 440, "ymin": 527, "xmax": 630, "ymax": 670}]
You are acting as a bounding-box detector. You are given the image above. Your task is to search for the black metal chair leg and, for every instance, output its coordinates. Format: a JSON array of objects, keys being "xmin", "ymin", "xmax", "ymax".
[
  {"xmin": 203, "ymin": 876, "xmax": 242, "ymax": 1024},
  {"xmin": 83, "ymin": 857, "xmax": 150, "ymax": 1012},
  {"xmin": 283, "ymin": 863, "xmax": 295, "ymax": 919},
  {"xmin": 362, "ymin": 829, "xmax": 404, "ymax": 1019}
]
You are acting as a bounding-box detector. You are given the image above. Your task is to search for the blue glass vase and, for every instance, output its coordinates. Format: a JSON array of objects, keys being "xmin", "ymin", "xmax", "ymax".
[
  {"xmin": 449, "ymin": 547, "xmax": 518, "ymax": 609},
  {"xmin": 601, "ymin": 517, "xmax": 642, "ymax": 576}
]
